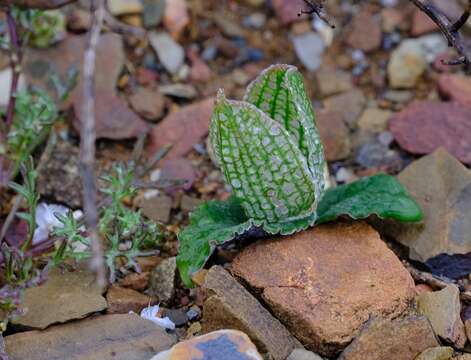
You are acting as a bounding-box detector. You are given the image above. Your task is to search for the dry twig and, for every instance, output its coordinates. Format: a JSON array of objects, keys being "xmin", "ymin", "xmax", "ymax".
[{"xmin": 80, "ymin": 0, "xmax": 106, "ymax": 287}]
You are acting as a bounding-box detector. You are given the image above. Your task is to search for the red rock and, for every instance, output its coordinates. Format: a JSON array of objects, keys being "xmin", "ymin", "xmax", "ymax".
[
  {"xmin": 317, "ymin": 110, "xmax": 351, "ymax": 161},
  {"xmin": 128, "ymin": 87, "xmax": 165, "ymax": 121},
  {"xmin": 231, "ymin": 222, "xmax": 415, "ymax": 357},
  {"xmin": 188, "ymin": 48, "xmax": 213, "ymax": 83},
  {"xmin": 106, "ymin": 286, "xmax": 156, "ymax": 314},
  {"xmin": 148, "ymin": 97, "xmax": 214, "ymax": 160},
  {"xmin": 271, "ymin": 0, "xmax": 305, "ymax": 25},
  {"xmin": 389, "ymin": 101, "xmax": 471, "ymax": 165},
  {"xmin": 346, "ymin": 11, "xmax": 382, "ymax": 53},
  {"xmin": 415, "ymin": 284, "xmax": 433, "ymax": 295},
  {"xmin": 411, "ymin": 8, "xmax": 437, "ymax": 36},
  {"xmin": 438, "ymin": 74, "xmax": 471, "ymax": 107},
  {"xmin": 163, "ymin": 0, "xmax": 189, "ymax": 40}
]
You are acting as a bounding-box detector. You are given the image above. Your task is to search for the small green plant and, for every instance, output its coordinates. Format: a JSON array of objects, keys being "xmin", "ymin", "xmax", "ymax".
[{"xmin": 177, "ymin": 64, "xmax": 424, "ymax": 287}]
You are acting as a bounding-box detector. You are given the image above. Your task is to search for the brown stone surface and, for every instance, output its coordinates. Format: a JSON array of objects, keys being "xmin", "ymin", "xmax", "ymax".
[
  {"xmin": 202, "ymin": 266, "xmax": 297, "ymax": 360},
  {"xmin": 128, "ymin": 87, "xmax": 166, "ymax": 121},
  {"xmin": 12, "ymin": 268, "xmax": 107, "ymax": 330},
  {"xmin": 438, "ymin": 74, "xmax": 471, "ymax": 108},
  {"xmin": 338, "ymin": 316, "xmax": 439, "ymax": 360},
  {"xmin": 389, "ymin": 101, "xmax": 471, "ymax": 165},
  {"xmin": 417, "ymin": 285, "xmax": 466, "ymax": 348},
  {"xmin": 317, "ymin": 110, "xmax": 351, "ymax": 161},
  {"xmin": 346, "ymin": 11, "xmax": 382, "ymax": 52},
  {"xmin": 148, "ymin": 97, "xmax": 214, "ymax": 159},
  {"xmin": 151, "ymin": 330, "xmax": 263, "ymax": 360},
  {"xmin": 323, "ymin": 89, "xmax": 366, "ymax": 129},
  {"xmin": 415, "ymin": 347, "xmax": 454, "ymax": 360},
  {"xmin": 119, "ymin": 272, "xmax": 150, "ymax": 292},
  {"xmin": 106, "ymin": 286, "xmax": 155, "ymax": 314},
  {"xmin": 315, "ymin": 68, "xmax": 353, "ymax": 98},
  {"xmin": 231, "ymin": 222, "xmax": 415, "ymax": 357},
  {"xmin": 380, "ymin": 148, "xmax": 471, "ymax": 261},
  {"xmin": 5, "ymin": 314, "xmax": 176, "ymax": 360}
]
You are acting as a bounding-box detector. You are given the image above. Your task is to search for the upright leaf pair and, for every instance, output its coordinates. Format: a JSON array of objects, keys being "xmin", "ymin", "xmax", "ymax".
[{"xmin": 210, "ymin": 64, "xmax": 325, "ymax": 232}]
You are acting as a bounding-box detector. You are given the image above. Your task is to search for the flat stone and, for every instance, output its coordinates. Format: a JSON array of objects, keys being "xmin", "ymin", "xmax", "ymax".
[
  {"xmin": 108, "ymin": 0, "xmax": 143, "ymax": 16},
  {"xmin": 12, "ymin": 268, "xmax": 107, "ymax": 330},
  {"xmin": 140, "ymin": 194, "xmax": 173, "ymax": 223},
  {"xmin": 358, "ymin": 108, "xmax": 392, "ymax": 134},
  {"xmin": 438, "ymin": 74, "xmax": 471, "ymax": 108},
  {"xmin": 416, "ymin": 347, "xmax": 454, "ymax": 360},
  {"xmin": 323, "ymin": 89, "xmax": 366, "ymax": 129},
  {"xmin": 151, "ymin": 330, "xmax": 263, "ymax": 360},
  {"xmin": 316, "ymin": 109, "xmax": 351, "ymax": 161},
  {"xmin": 128, "ymin": 87, "xmax": 165, "ymax": 121},
  {"xmin": 119, "ymin": 272, "xmax": 150, "ymax": 292},
  {"xmin": 287, "ymin": 349, "xmax": 324, "ymax": 360},
  {"xmin": 203, "ymin": 266, "xmax": 297, "ymax": 360},
  {"xmin": 389, "ymin": 101, "xmax": 471, "ymax": 165},
  {"xmin": 338, "ymin": 316, "xmax": 439, "ymax": 360},
  {"xmin": 380, "ymin": 148, "xmax": 471, "ymax": 261},
  {"xmin": 5, "ymin": 314, "xmax": 176, "ymax": 360},
  {"xmin": 149, "ymin": 257, "xmax": 177, "ymax": 306},
  {"xmin": 180, "ymin": 195, "xmax": 204, "ymax": 212},
  {"xmin": 417, "ymin": 285, "xmax": 466, "ymax": 348},
  {"xmin": 291, "ymin": 32, "xmax": 325, "ymax": 72},
  {"xmin": 149, "ymin": 31, "xmax": 184, "ymax": 75},
  {"xmin": 106, "ymin": 286, "xmax": 155, "ymax": 314},
  {"xmin": 231, "ymin": 222, "xmax": 415, "ymax": 357},
  {"xmin": 148, "ymin": 97, "xmax": 214, "ymax": 160},
  {"xmin": 315, "ymin": 69, "xmax": 353, "ymax": 98},
  {"xmin": 346, "ymin": 11, "xmax": 382, "ymax": 52},
  {"xmin": 388, "ymin": 39, "xmax": 427, "ymax": 89}
]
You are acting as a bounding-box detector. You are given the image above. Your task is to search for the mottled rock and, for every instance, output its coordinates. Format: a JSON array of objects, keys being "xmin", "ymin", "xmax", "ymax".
[
  {"xmin": 160, "ymin": 83, "xmax": 197, "ymax": 99},
  {"xmin": 128, "ymin": 87, "xmax": 165, "ymax": 121},
  {"xmin": 323, "ymin": 89, "xmax": 366, "ymax": 128},
  {"xmin": 151, "ymin": 330, "xmax": 263, "ymax": 360},
  {"xmin": 438, "ymin": 74, "xmax": 471, "ymax": 108},
  {"xmin": 203, "ymin": 266, "xmax": 297, "ymax": 360},
  {"xmin": 317, "ymin": 110, "xmax": 351, "ymax": 161},
  {"xmin": 338, "ymin": 316, "xmax": 439, "ymax": 360},
  {"xmin": 346, "ymin": 11, "xmax": 382, "ymax": 52},
  {"xmin": 415, "ymin": 347, "xmax": 454, "ymax": 360},
  {"xmin": 232, "ymin": 222, "xmax": 415, "ymax": 357},
  {"xmin": 106, "ymin": 286, "xmax": 155, "ymax": 314},
  {"xmin": 148, "ymin": 97, "xmax": 214, "ymax": 159},
  {"xmin": 381, "ymin": 148, "xmax": 471, "ymax": 261},
  {"xmin": 149, "ymin": 31, "xmax": 184, "ymax": 75},
  {"xmin": 6, "ymin": 314, "xmax": 176, "ymax": 360},
  {"xmin": 417, "ymin": 285, "xmax": 466, "ymax": 348},
  {"xmin": 388, "ymin": 39, "xmax": 427, "ymax": 88},
  {"xmin": 389, "ymin": 101, "xmax": 471, "ymax": 164},
  {"xmin": 149, "ymin": 257, "xmax": 177, "ymax": 305},
  {"xmin": 291, "ymin": 32, "xmax": 325, "ymax": 72},
  {"xmin": 287, "ymin": 348, "xmax": 324, "ymax": 360}
]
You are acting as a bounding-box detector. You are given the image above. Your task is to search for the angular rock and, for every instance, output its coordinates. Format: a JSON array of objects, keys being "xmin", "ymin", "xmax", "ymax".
[
  {"xmin": 231, "ymin": 222, "xmax": 415, "ymax": 357},
  {"xmin": 149, "ymin": 257, "xmax": 177, "ymax": 306},
  {"xmin": 315, "ymin": 68, "xmax": 353, "ymax": 98},
  {"xmin": 287, "ymin": 349, "xmax": 324, "ymax": 360},
  {"xmin": 389, "ymin": 101, "xmax": 471, "ymax": 165},
  {"xmin": 381, "ymin": 148, "xmax": 471, "ymax": 261},
  {"xmin": 148, "ymin": 97, "xmax": 214, "ymax": 159},
  {"xmin": 180, "ymin": 195, "xmax": 204, "ymax": 212},
  {"xmin": 5, "ymin": 314, "xmax": 176, "ymax": 360},
  {"xmin": 139, "ymin": 194, "xmax": 173, "ymax": 223},
  {"xmin": 108, "ymin": 0, "xmax": 143, "ymax": 15},
  {"xmin": 346, "ymin": 11, "xmax": 382, "ymax": 52},
  {"xmin": 106, "ymin": 286, "xmax": 155, "ymax": 314},
  {"xmin": 323, "ymin": 89, "xmax": 366, "ymax": 129},
  {"xmin": 438, "ymin": 74, "xmax": 471, "ymax": 108},
  {"xmin": 149, "ymin": 31, "xmax": 184, "ymax": 75},
  {"xmin": 357, "ymin": 108, "xmax": 392, "ymax": 134},
  {"xmin": 316, "ymin": 109, "xmax": 351, "ymax": 161},
  {"xmin": 417, "ymin": 285, "xmax": 466, "ymax": 348},
  {"xmin": 338, "ymin": 316, "xmax": 439, "ymax": 360},
  {"xmin": 203, "ymin": 266, "xmax": 297, "ymax": 360},
  {"xmin": 12, "ymin": 268, "xmax": 107, "ymax": 330},
  {"xmin": 128, "ymin": 87, "xmax": 165, "ymax": 121},
  {"xmin": 119, "ymin": 272, "xmax": 150, "ymax": 292},
  {"xmin": 291, "ymin": 32, "xmax": 325, "ymax": 72},
  {"xmin": 388, "ymin": 39, "xmax": 427, "ymax": 88},
  {"xmin": 416, "ymin": 347, "xmax": 454, "ymax": 360},
  {"xmin": 151, "ymin": 330, "xmax": 263, "ymax": 360}
]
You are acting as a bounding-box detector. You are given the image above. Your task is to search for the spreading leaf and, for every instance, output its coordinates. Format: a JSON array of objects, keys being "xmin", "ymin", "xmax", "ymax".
[
  {"xmin": 176, "ymin": 197, "xmax": 253, "ymax": 287},
  {"xmin": 316, "ymin": 174, "xmax": 424, "ymax": 224},
  {"xmin": 210, "ymin": 90, "xmax": 318, "ymax": 225}
]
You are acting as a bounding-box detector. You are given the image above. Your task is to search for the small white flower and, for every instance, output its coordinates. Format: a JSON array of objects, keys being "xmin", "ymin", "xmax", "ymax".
[
  {"xmin": 33, "ymin": 203, "xmax": 70, "ymax": 245},
  {"xmin": 140, "ymin": 305, "xmax": 175, "ymax": 330}
]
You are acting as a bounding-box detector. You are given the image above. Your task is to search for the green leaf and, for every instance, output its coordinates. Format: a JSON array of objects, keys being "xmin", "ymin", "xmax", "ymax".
[
  {"xmin": 316, "ymin": 174, "xmax": 424, "ymax": 224},
  {"xmin": 210, "ymin": 90, "xmax": 317, "ymax": 225},
  {"xmin": 244, "ymin": 64, "xmax": 325, "ymax": 201},
  {"xmin": 176, "ymin": 197, "xmax": 253, "ymax": 287}
]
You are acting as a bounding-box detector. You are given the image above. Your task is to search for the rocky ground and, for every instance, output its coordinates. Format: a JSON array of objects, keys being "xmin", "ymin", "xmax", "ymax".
[{"xmin": 2, "ymin": 0, "xmax": 471, "ymax": 359}]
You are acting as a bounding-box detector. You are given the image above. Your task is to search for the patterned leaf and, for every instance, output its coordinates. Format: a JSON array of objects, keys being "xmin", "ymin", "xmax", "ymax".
[
  {"xmin": 244, "ymin": 64, "xmax": 325, "ymax": 202},
  {"xmin": 210, "ymin": 90, "xmax": 317, "ymax": 225}
]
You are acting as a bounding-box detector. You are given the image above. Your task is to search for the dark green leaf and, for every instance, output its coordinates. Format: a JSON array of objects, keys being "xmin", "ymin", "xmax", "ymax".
[
  {"xmin": 316, "ymin": 174, "xmax": 424, "ymax": 224},
  {"xmin": 176, "ymin": 196, "xmax": 253, "ymax": 287}
]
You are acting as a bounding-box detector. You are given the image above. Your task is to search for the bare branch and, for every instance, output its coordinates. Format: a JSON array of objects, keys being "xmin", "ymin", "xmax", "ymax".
[
  {"xmin": 5, "ymin": 8, "xmax": 22, "ymax": 128},
  {"xmin": 298, "ymin": 0, "xmax": 335, "ymax": 28},
  {"xmin": 80, "ymin": 0, "xmax": 106, "ymax": 288},
  {"xmin": 0, "ymin": 0, "xmax": 76, "ymax": 10}
]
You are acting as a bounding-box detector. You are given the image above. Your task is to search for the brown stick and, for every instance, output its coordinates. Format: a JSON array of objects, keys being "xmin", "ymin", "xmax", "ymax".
[
  {"xmin": 5, "ymin": 8, "xmax": 22, "ymax": 128},
  {"xmin": 80, "ymin": 0, "xmax": 106, "ymax": 288}
]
